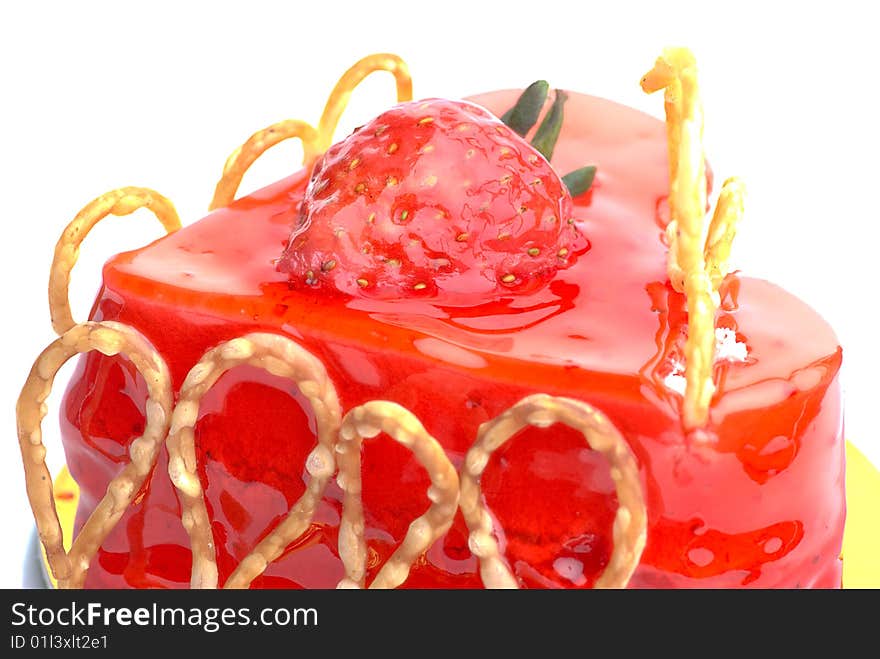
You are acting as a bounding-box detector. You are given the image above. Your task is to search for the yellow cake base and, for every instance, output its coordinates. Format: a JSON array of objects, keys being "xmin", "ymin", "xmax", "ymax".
[{"xmin": 41, "ymin": 440, "xmax": 880, "ymax": 588}]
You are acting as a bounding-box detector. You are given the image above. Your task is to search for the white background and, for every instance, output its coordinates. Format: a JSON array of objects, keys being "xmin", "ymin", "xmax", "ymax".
[{"xmin": 1, "ymin": 1, "xmax": 876, "ymax": 587}]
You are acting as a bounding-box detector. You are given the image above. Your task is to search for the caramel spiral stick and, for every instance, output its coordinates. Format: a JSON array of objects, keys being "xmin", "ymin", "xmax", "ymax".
[
  {"xmin": 641, "ymin": 48, "xmax": 700, "ymax": 247},
  {"xmin": 336, "ymin": 401, "xmax": 459, "ymax": 589},
  {"xmin": 641, "ymin": 49, "xmax": 746, "ymax": 429},
  {"xmin": 167, "ymin": 333, "xmax": 342, "ymax": 589},
  {"xmin": 16, "ymin": 321, "xmax": 172, "ymax": 588},
  {"xmin": 48, "ymin": 187, "xmax": 181, "ymax": 336},
  {"xmin": 459, "ymin": 394, "xmax": 646, "ymax": 589}
]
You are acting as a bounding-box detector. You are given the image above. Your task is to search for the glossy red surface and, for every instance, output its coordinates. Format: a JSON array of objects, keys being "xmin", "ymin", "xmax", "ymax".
[{"xmin": 60, "ymin": 90, "xmax": 845, "ymax": 588}]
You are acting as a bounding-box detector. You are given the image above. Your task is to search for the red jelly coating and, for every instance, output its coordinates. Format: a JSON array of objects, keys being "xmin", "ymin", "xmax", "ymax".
[{"xmin": 60, "ymin": 90, "xmax": 845, "ymax": 588}]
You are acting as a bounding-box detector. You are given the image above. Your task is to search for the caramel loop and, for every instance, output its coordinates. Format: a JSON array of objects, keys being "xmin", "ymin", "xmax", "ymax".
[
  {"xmin": 49, "ymin": 187, "xmax": 181, "ymax": 336},
  {"xmin": 335, "ymin": 401, "xmax": 459, "ymax": 589},
  {"xmin": 315, "ymin": 53, "xmax": 413, "ymax": 154},
  {"xmin": 210, "ymin": 54, "xmax": 411, "ymax": 212},
  {"xmin": 458, "ymin": 394, "xmax": 646, "ymax": 589},
  {"xmin": 209, "ymin": 119, "xmax": 320, "ymax": 211},
  {"xmin": 15, "ymin": 321, "xmax": 172, "ymax": 589},
  {"xmin": 166, "ymin": 333, "xmax": 342, "ymax": 589}
]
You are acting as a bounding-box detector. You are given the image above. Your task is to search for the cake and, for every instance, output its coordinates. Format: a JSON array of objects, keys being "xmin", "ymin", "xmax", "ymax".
[{"xmin": 16, "ymin": 49, "xmax": 846, "ymax": 589}]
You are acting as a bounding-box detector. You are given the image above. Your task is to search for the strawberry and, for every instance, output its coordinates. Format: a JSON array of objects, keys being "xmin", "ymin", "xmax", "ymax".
[{"xmin": 278, "ymin": 98, "xmax": 588, "ymax": 301}]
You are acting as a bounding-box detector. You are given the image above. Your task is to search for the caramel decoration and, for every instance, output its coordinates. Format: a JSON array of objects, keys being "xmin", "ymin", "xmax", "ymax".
[
  {"xmin": 705, "ymin": 178, "xmax": 746, "ymax": 292},
  {"xmin": 335, "ymin": 401, "xmax": 459, "ymax": 589},
  {"xmin": 19, "ymin": 325, "xmax": 644, "ymax": 588},
  {"xmin": 209, "ymin": 120, "xmax": 320, "ymax": 210},
  {"xmin": 165, "ymin": 333, "xmax": 342, "ymax": 589},
  {"xmin": 641, "ymin": 48, "xmax": 745, "ymax": 428},
  {"xmin": 49, "ymin": 187, "xmax": 181, "ymax": 335},
  {"xmin": 16, "ymin": 321, "xmax": 173, "ymax": 588},
  {"xmin": 314, "ymin": 53, "xmax": 413, "ymax": 154},
  {"xmin": 210, "ymin": 53, "xmax": 412, "ymax": 210},
  {"xmin": 459, "ymin": 394, "xmax": 646, "ymax": 588}
]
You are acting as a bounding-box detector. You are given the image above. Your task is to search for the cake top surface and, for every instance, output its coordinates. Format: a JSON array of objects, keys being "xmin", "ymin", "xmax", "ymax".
[{"xmin": 102, "ymin": 89, "xmax": 841, "ymax": 426}]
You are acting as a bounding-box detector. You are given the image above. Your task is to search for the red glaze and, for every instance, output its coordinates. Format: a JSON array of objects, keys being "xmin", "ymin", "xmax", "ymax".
[
  {"xmin": 60, "ymin": 90, "xmax": 845, "ymax": 589},
  {"xmin": 280, "ymin": 97, "xmax": 584, "ymax": 301}
]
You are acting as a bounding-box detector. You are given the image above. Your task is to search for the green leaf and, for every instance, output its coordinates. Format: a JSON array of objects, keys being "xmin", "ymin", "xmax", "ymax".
[
  {"xmin": 499, "ymin": 80, "xmax": 550, "ymax": 137},
  {"xmin": 562, "ymin": 166, "xmax": 597, "ymax": 198},
  {"xmin": 530, "ymin": 89, "xmax": 568, "ymax": 161}
]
